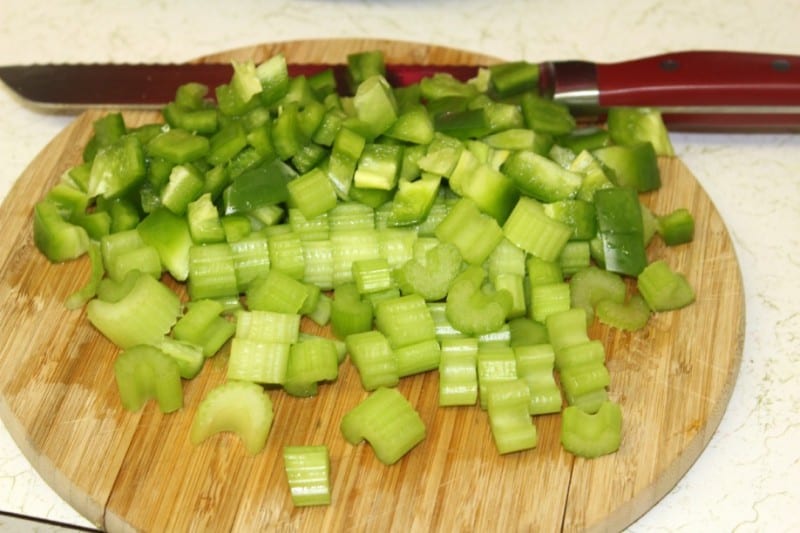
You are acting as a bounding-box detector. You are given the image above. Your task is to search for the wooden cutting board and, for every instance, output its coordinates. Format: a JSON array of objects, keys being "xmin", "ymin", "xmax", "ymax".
[{"xmin": 0, "ymin": 39, "xmax": 744, "ymax": 532}]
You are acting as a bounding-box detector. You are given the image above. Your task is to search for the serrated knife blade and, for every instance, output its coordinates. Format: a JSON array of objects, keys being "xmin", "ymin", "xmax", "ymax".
[{"xmin": 1, "ymin": 51, "xmax": 799, "ymax": 132}]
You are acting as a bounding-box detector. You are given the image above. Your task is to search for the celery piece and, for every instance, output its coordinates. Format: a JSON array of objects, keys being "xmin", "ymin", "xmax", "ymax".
[
  {"xmin": 596, "ymin": 293, "xmax": 652, "ymax": 331},
  {"xmin": 284, "ymin": 337, "xmax": 339, "ymax": 397},
  {"xmin": 87, "ymin": 136, "xmax": 146, "ymax": 199},
  {"xmin": 545, "ymin": 308, "xmax": 590, "ymax": 353},
  {"xmin": 487, "ymin": 238, "xmax": 527, "ymax": 279},
  {"xmin": 558, "ymin": 241, "xmax": 591, "ymax": 277},
  {"xmin": 283, "ymin": 445, "xmax": 332, "ymax": 507},
  {"xmin": 476, "ymin": 344, "xmax": 518, "ymax": 410},
  {"xmin": 640, "ymin": 203, "xmax": 659, "ymax": 247},
  {"xmin": 100, "ymin": 229, "xmax": 161, "ymax": 283},
  {"xmin": 569, "ymin": 265, "xmax": 627, "ymax": 324},
  {"xmin": 435, "ymin": 198, "xmax": 504, "ymax": 265},
  {"xmin": 502, "ymin": 150, "xmax": 582, "ymax": 203},
  {"xmin": 268, "ymin": 231, "xmax": 306, "ymax": 281},
  {"xmin": 190, "ymin": 381, "xmax": 274, "ymax": 455},
  {"xmin": 172, "ymin": 299, "xmax": 235, "ymax": 357},
  {"xmin": 287, "ymin": 167, "xmax": 339, "ymax": 219},
  {"xmin": 637, "ymin": 260, "xmax": 696, "ymax": 311},
  {"xmin": 353, "ymin": 75, "xmax": 399, "ymax": 138},
  {"xmin": 301, "ymin": 239, "xmax": 334, "ymax": 291},
  {"xmin": 592, "ymin": 142, "xmax": 661, "ymax": 192},
  {"xmin": 330, "ymin": 228, "xmax": 380, "ymax": 286},
  {"xmin": 236, "ymin": 309, "xmax": 301, "ymax": 344},
  {"xmin": 657, "ymin": 207, "xmax": 695, "ymax": 246},
  {"xmin": 114, "ymin": 345, "xmax": 183, "ymax": 413},
  {"xmin": 559, "ymin": 361, "xmax": 610, "ymax": 399},
  {"xmin": 606, "ymin": 107, "xmax": 674, "ymax": 157},
  {"xmin": 565, "ymin": 388, "xmax": 609, "ymax": 415},
  {"xmin": 486, "ymin": 379, "xmax": 538, "ymax": 454},
  {"xmin": 345, "ymin": 330, "xmax": 399, "ymax": 391},
  {"xmin": 503, "ymin": 197, "xmax": 571, "ymax": 262},
  {"xmin": 33, "ymin": 200, "xmax": 90, "ymax": 263},
  {"xmin": 65, "ymin": 240, "xmax": 104, "ymax": 310},
  {"xmin": 306, "ymin": 293, "xmax": 333, "ymax": 327},
  {"xmin": 137, "ymin": 207, "xmax": 193, "ymax": 281},
  {"xmin": 445, "ymin": 266, "xmax": 512, "ymax": 337},
  {"xmin": 288, "ymin": 208, "xmax": 330, "ymax": 241},
  {"xmin": 394, "ymin": 242, "xmax": 462, "ymax": 302},
  {"xmin": 561, "ymin": 400, "xmax": 622, "ymax": 458},
  {"xmin": 247, "ymin": 269, "xmax": 309, "ymax": 314},
  {"xmin": 158, "ymin": 337, "xmax": 205, "ymax": 379},
  {"xmin": 340, "ymin": 387, "xmax": 426, "ymax": 465},
  {"xmin": 230, "ymin": 232, "xmax": 271, "ymax": 291},
  {"xmin": 351, "ymin": 257, "xmax": 395, "ymax": 295},
  {"xmin": 427, "ymin": 302, "xmax": 464, "ymax": 341},
  {"xmin": 514, "ymin": 344, "xmax": 562, "ymax": 415},
  {"xmin": 329, "ymin": 201, "xmax": 374, "ymax": 231},
  {"xmin": 187, "ymin": 243, "xmax": 239, "ymax": 300},
  {"xmin": 377, "ymin": 228, "xmax": 417, "ymax": 269},
  {"xmin": 227, "ymin": 338, "xmax": 291, "ymax": 384},
  {"xmin": 492, "ymin": 273, "xmax": 527, "ymax": 319},
  {"xmin": 555, "ymin": 339, "xmax": 606, "ymax": 372},
  {"xmin": 529, "ymin": 282, "xmax": 571, "ymax": 324},
  {"xmin": 331, "ymin": 283, "xmax": 374, "ymax": 339},
  {"xmin": 438, "ymin": 337, "xmax": 479, "ymax": 406},
  {"xmin": 394, "ymin": 339, "xmax": 441, "ymax": 377},
  {"xmin": 526, "ymin": 256, "xmax": 563, "ymax": 288},
  {"xmin": 87, "ymin": 272, "xmax": 181, "ymax": 349}
]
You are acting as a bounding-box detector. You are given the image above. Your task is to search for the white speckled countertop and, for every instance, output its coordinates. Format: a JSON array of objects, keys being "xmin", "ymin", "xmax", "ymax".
[{"xmin": 1, "ymin": 1, "xmax": 798, "ymax": 531}]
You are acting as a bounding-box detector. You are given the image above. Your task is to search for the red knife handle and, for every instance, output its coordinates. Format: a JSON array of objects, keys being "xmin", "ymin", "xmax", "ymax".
[{"xmin": 596, "ymin": 51, "xmax": 800, "ymax": 107}]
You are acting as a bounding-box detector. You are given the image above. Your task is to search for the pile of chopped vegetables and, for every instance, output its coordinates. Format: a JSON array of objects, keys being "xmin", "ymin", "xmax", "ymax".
[{"xmin": 32, "ymin": 50, "xmax": 696, "ymax": 507}]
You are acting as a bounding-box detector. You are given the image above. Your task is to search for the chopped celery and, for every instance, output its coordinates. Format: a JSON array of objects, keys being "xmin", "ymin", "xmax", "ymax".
[
  {"xmin": 190, "ymin": 380, "xmax": 274, "ymax": 455},
  {"xmin": 345, "ymin": 329, "xmax": 399, "ymax": 390},
  {"xmin": 438, "ymin": 337, "xmax": 479, "ymax": 406},
  {"xmin": 596, "ymin": 293, "xmax": 652, "ymax": 331},
  {"xmin": 561, "ymin": 401, "xmax": 622, "ymax": 458},
  {"xmin": 340, "ymin": 386, "xmax": 426, "ymax": 465},
  {"xmin": 87, "ymin": 272, "xmax": 181, "ymax": 349},
  {"xmin": 486, "ymin": 379, "xmax": 539, "ymax": 454},
  {"xmin": 637, "ymin": 260, "xmax": 696, "ymax": 311},
  {"xmin": 114, "ymin": 344, "xmax": 183, "ymax": 413},
  {"xmin": 283, "ymin": 445, "xmax": 332, "ymax": 506},
  {"xmin": 445, "ymin": 266, "xmax": 512, "ymax": 337}
]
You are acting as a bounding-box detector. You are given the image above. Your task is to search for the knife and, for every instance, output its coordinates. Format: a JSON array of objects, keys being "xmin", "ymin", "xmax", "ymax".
[{"xmin": 1, "ymin": 51, "xmax": 798, "ymax": 132}]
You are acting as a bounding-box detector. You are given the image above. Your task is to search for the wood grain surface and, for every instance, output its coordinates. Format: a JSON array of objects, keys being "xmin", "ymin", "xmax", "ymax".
[{"xmin": 0, "ymin": 39, "xmax": 744, "ymax": 532}]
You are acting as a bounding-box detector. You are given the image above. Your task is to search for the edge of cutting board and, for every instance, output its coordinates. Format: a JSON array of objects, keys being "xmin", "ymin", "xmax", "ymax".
[{"xmin": 0, "ymin": 39, "xmax": 744, "ymax": 532}]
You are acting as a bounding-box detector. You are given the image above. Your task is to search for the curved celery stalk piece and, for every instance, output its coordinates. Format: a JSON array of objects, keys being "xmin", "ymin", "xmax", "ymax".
[
  {"xmin": 569, "ymin": 265, "xmax": 627, "ymax": 324},
  {"xmin": 394, "ymin": 242, "xmax": 463, "ymax": 301},
  {"xmin": 113, "ymin": 345, "xmax": 183, "ymax": 413},
  {"xmin": 190, "ymin": 381, "xmax": 274, "ymax": 455},
  {"xmin": 487, "ymin": 379, "xmax": 538, "ymax": 454},
  {"xmin": 637, "ymin": 260, "xmax": 696, "ymax": 311},
  {"xmin": 596, "ymin": 293, "xmax": 652, "ymax": 331},
  {"xmin": 345, "ymin": 330, "xmax": 399, "ymax": 391},
  {"xmin": 65, "ymin": 240, "xmax": 104, "ymax": 310},
  {"xmin": 87, "ymin": 272, "xmax": 181, "ymax": 349},
  {"xmin": 445, "ymin": 266, "xmax": 512, "ymax": 337},
  {"xmin": 340, "ymin": 387, "xmax": 425, "ymax": 465},
  {"xmin": 561, "ymin": 400, "xmax": 622, "ymax": 458}
]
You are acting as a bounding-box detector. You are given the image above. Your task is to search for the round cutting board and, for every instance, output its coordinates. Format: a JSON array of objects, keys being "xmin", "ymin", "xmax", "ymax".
[{"xmin": 0, "ymin": 39, "xmax": 744, "ymax": 532}]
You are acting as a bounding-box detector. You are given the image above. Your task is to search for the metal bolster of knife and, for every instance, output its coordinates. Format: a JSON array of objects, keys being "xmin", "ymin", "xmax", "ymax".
[{"xmin": 539, "ymin": 60, "xmax": 602, "ymax": 118}]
